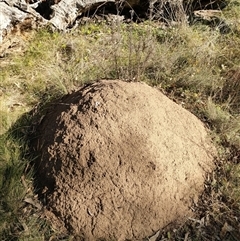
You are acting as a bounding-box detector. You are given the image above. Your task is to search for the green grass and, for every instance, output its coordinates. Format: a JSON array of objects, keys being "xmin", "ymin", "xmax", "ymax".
[{"xmin": 0, "ymin": 2, "xmax": 240, "ymax": 239}]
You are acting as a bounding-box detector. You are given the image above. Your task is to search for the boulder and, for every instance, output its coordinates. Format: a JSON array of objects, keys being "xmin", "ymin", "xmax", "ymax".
[{"xmin": 34, "ymin": 80, "xmax": 216, "ymax": 240}]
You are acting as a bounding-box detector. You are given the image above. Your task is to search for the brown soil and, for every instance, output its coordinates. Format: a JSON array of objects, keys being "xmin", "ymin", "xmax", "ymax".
[{"xmin": 34, "ymin": 80, "xmax": 216, "ymax": 240}]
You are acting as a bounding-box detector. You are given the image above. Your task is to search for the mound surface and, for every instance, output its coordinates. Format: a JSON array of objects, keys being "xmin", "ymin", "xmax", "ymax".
[{"xmin": 34, "ymin": 80, "xmax": 215, "ymax": 240}]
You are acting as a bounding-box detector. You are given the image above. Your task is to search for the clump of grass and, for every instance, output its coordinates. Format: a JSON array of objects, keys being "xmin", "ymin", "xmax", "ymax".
[
  {"xmin": 205, "ymin": 98, "xmax": 240, "ymax": 147},
  {"xmin": 0, "ymin": 112, "xmax": 72, "ymax": 240},
  {"xmin": 0, "ymin": 129, "xmax": 37, "ymax": 239}
]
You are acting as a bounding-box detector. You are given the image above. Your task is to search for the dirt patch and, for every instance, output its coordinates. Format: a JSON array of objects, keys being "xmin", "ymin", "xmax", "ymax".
[{"xmin": 34, "ymin": 80, "xmax": 216, "ymax": 240}]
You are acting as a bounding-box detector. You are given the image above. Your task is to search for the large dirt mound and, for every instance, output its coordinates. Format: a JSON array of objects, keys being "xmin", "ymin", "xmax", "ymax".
[{"xmin": 34, "ymin": 80, "xmax": 216, "ymax": 240}]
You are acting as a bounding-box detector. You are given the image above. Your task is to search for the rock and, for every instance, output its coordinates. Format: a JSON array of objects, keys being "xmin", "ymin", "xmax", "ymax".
[{"xmin": 33, "ymin": 80, "xmax": 216, "ymax": 240}]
